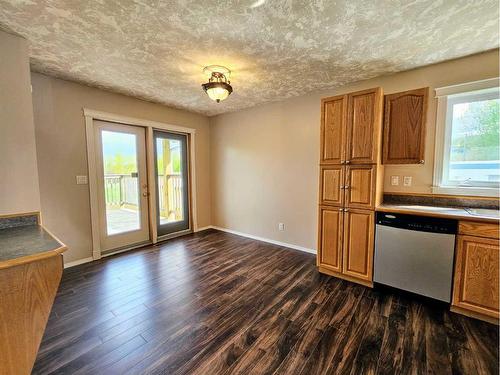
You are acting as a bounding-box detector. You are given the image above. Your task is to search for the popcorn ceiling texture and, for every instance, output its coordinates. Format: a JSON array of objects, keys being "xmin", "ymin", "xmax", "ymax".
[{"xmin": 0, "ymin": 0, "xmax": 498, "ymax": 116}]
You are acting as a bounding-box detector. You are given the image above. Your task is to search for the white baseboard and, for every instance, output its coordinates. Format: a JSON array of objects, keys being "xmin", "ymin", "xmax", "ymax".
[
  {"xmin": 211, "ymin": 226, "xmax": 316, "ymax": 255},
  {"xmin": 64, "ymin": 257, "xmax": 93, "ymax": 269},
  {"xmin": 194, "ymin": 225, "xmax": 213, "ymax": 232},
  {"xmin": 63, "ymin": 226, "xmax": 316, "ymax": 269}
]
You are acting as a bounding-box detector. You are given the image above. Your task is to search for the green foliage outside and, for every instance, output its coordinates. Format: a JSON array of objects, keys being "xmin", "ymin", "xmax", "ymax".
[
  {"xmin": 451, "ymin": 99, "xmax": 500, "ymax": 161},
  {"xmin": 156, "ymin": 152, "xmax": 181, "ymax": 174},
  {"xmin": 104, "ymin": 154, "xmax": 137, "ymax": 175},
  {"xmin": 104, "ymin": 152, "xmax": 181, "ymax": 175}
]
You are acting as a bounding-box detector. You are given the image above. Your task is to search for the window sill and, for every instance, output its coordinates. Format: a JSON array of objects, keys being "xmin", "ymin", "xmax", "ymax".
[{"xmin": 431, "ymin": 185, "xmax": 500, "ymax": 198}]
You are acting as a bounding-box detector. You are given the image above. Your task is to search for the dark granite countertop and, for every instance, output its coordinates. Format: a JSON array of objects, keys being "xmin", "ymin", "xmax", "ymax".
[{"xmin": 0, "ymin": 225, "xmax": 64, "ymax": 264}]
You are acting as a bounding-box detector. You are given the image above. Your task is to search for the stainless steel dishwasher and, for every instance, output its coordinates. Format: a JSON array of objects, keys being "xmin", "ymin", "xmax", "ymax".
[{"xmin": 374, "ymin": 212, "xmax": 457, "ymax": 302}]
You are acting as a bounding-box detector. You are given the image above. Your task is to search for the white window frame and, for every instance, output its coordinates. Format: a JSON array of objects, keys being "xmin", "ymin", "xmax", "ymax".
[{"xmin": 433, "ymin": 77, "xmax": 500, "ymax": 197}]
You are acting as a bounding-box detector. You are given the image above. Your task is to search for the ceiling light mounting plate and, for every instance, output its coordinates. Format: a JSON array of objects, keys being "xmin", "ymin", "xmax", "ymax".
[{"xmin": 203, "ymin": 65, "xmax": 231, "ymax": 79}]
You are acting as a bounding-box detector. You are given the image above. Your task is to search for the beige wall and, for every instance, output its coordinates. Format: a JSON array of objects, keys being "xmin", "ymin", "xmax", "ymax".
[
  {"xmin": 31, "ymin": 73, "xmax": 211, "ymax": 263},
  {"xmin": 0, "ymin": 31, "xmax": 40, "ymax": 214},
  {"xmin": 210, "ymin": 50, "xmax": 499, "ymax": 252}
]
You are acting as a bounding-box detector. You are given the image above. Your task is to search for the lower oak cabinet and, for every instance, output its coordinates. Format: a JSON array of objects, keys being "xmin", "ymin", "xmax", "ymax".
[
  {"xmin": 451, "ymin": 221, "xmax": 499, "ymax": 323},
  {"xmin": 318, "ymin": 206, "xmax": 374, "ymax": 287}
]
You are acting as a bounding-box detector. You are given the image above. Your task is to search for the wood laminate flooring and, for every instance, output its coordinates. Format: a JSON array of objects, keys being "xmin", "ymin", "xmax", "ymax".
[{"xmin": 34, "ymin": 229, "xmax": 498, "ymax": 374}]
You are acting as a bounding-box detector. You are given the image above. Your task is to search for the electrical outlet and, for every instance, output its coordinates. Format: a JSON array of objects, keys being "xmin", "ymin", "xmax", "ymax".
[
  {"xmin": 278, "ymin": 223, "xmax": 285, "ymax": 231},
  {"xmin": 76, "ymin": 175, "xmax": 88, "ymax": 185},
  {"xmin": 403, "ymin": 176, "xmax": 412, "ymax": 187},
  {"xmin": 390, "ymin": 176, "xmax": 399, "ymax": 186}
]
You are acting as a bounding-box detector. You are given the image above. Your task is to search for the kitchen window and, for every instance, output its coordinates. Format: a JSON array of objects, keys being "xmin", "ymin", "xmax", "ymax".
[{"xmin": 433, "ymin": 78, "xmax": 500, "ymax": 197}]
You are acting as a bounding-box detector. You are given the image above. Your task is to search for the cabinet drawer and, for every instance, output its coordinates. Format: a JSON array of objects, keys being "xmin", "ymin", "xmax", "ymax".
[{"xmin": 459, "ymin": 221, "xmax": 499, "ymax": 239}]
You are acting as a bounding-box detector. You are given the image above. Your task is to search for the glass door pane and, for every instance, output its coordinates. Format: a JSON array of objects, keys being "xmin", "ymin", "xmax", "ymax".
[
  {"xmin": 101, "ymin": 130, "xmax": 141, "ymax": 235},
  {"xmin": 154, "ymin": 131, "xmax": 189, "ymax": 236}
]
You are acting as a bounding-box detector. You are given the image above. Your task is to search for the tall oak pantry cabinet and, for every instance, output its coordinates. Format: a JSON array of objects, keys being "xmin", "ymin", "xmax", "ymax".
[{"xmin": 317, "ymin": 88, "xmax": 384, "ymax": 287}]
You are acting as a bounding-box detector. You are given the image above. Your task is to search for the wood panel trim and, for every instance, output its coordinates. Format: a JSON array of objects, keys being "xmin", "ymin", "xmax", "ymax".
[
  {"xmin": 0, "ymin": 211, "xmax": 40, "ymax": 221},
  {"xmin": 0, "ymin": 245, "xmax": 66, "ymax": 270},
  {"xmin": 459, "ymin": 221, "xmax": 499, "ymax": 239},
  {"xmin": 318, "ymin": 265, "xmax": 373, "ymax": 288},
  {"xmin": 450, "ymin": 305, "xmax": 499, "ymax": 325}
]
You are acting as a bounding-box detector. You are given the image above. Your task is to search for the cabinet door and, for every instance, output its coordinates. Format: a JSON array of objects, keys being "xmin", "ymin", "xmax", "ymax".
[
  {"xmin": 346, "ymin": 88, "xmax": 383, "ymax": 164},
  {"xmin": 320, "ymin": 95, "xmax": 347, "ymax": 164},
  {"xmin": 342, "ymin": 209, "xmax": 374, "ymax": 282},
  {"xmin": 319, "ymin": 166, "xmax": 344, "ymax": 206},
  {"xmin": 452, "ymin": 235, "xmax": 499, "ymax": 319},
  {"xmin": 318, "ymin": 206, "xmax": 343, "ymax": 273},
  {"xmin": 383, "ymin": 88, "xmax": 428, "ymax": 164},
  {"xmin": 345, "ymin": 165, "xmax": 375, "ymax": 209}
]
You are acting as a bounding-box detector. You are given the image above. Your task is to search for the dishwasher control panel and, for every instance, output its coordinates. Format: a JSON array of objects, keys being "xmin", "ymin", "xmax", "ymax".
[{"xmin": 376, "ymin": 212, "xmax": 457, "ymax": 234}]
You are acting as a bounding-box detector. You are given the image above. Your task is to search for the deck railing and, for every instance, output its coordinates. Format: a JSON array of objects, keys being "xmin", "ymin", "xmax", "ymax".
[{"xmin": 104, "ymin": 174, "xmax": 182, "ymax": 219}]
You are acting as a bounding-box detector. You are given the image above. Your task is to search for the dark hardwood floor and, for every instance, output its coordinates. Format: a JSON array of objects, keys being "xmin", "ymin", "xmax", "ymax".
[{"xmin": 33, "ymin": 229, "xmax": 498, "ymax": 375}]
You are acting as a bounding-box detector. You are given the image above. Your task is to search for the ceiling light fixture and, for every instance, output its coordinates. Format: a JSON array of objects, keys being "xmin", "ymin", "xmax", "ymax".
[{"xmin": 202, "ymin": 65, "xmax": 233, "ymax": 103}]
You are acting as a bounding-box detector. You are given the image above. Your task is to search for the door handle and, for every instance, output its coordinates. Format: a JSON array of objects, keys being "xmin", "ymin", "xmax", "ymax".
[{"xmin": 142, "ymin": 192, "xmax": 149, "ymax": 197}]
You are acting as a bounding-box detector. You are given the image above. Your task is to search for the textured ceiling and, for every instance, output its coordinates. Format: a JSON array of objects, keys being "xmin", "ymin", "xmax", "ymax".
[{"xmin": 0, "ymin": 0, "xmax": 498, "ymax": 116}]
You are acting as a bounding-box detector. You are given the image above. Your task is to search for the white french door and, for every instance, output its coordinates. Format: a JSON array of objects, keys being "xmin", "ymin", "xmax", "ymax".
[{"xmin": 94, "ymin": 120, "xmax": 150, "ymax": 252}]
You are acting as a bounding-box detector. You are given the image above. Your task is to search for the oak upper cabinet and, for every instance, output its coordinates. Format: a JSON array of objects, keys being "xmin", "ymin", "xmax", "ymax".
[
  {"xmin": 346, "ymin": 88, "xmax": 383, "ymax": 164},
  {"xmin": 318, "ymin": 206, "xmax": 343, "ymax": 273},
  {"xmin": 383, "ymin": 87, "xmax": 428, "ymax": 164},
  {"xmin": 320, "ymin": 165, "xmax": 344, "ymax": 207},
  {"xmin": 452, "ymin": 222, "xmax": 499, "ymax": 322},
  {"xmin": 320, "ymin": 95, "xmax": 347, "ymax": 164},
  {"xmin": 342, "ymin": 209, "xmax": 374, "ymax": 282}
]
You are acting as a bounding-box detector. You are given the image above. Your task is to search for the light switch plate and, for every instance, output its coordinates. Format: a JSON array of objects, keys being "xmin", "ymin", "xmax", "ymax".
[
  {"xmin": 278, "ymin": 223, "xmax": 285, "ymax": 231},
  {"xmin": 76, "ymin": 175, "xmax": 88, "ymax": 185},
  {"xmin": 390, "ymin": 176, "xmax": 399, "ymax": 186},
  {"xmin": 403, "ymin": 176, "xmax": 412, "ymax": 187}
]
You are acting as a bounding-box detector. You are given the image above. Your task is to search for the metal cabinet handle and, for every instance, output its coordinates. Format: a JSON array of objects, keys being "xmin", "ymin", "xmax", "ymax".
[
  {"xmin": 338, "ymin": 208, "xmax": 343, "ymax": 212},
  {"xmin": 344, "ymin": 208, "xmax": 349, "ymax": 212},
  {"xmin": 419, "ymin": 160, "xmax": 425, "ymax": 164},
  {"xmin": 340, "ymin": 160, "xmax": 345, "ymax": 164},
  {"xmin": 345, "ymin": 160, "xmax": 351, "ymax": 164}
]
